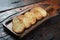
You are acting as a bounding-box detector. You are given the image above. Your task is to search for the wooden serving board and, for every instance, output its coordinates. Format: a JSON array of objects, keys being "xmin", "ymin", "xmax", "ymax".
[{"xmin": 2, "ymin": 3, "xmax": 58, "ymax": 38}]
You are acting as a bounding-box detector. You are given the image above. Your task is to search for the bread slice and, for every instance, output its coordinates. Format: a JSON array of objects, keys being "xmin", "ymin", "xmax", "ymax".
[
  {"xmin": 31, "ymin": 7, "xmax": 47, "ymax": 20},
  {"xmin": 37, "ymin": 7, "xmax": 47, "ymax": 17},
  {"xmin": 17, "ymin": 15, "xmax": 31, "ymax": 29},
  {"xmin": 12, "ymin": 17, "xmax": 25, "ymax": 33},
  {"xmin": 30, "ymin": 7, "xmax": 43, "ymax": 20},
  {"xmin": 24, "ymin": 12, "xmax": 36, "ymax": 25}
]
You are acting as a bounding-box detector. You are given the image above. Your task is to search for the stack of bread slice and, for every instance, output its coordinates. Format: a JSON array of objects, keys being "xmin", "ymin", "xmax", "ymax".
[{"xmin": 12, "ymin": 7, "xmax": 47, "ymax": 33}]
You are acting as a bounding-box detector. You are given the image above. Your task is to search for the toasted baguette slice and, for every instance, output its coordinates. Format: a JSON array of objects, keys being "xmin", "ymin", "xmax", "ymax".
[
  {"xmin": 31, "ymin": 7, "xmax": 47, "ymax": 20},
  {"xmin": 36, "ymin": 7, "xmax": 47, "ymax": 17},
  {"xmin": 30, "ymin": 7, "xmax": 42, "ymax": 20},
  {"xmin": 12, "ymin": 17, "xmax": 25, "ymax": 33},
  {"xmin": 24, "ymin": 12, "xmax": 36, "ymax": 25},
  {"xmin": 17, "ymin": 15, "xmax": 31, "ymax": 29}
]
